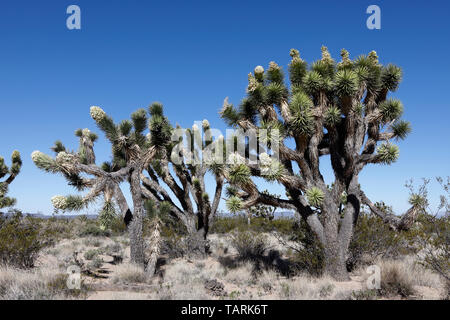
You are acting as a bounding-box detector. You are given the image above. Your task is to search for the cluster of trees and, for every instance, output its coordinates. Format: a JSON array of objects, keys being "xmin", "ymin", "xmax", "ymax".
[{"xmin": 5, "ymin": 47, "xmax": 431, "ymax": 280}]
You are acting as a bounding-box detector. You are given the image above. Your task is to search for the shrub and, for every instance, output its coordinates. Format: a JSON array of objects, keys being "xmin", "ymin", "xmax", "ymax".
[
  {"xmin": 210, "ymin": 214, "xmax": 295, "ymax": 235},
  {"xmin": 350, "ymin": 289, "xmax": 378, "ymax": 300},
  {"xmin": 87, "ymin": 257, "xmax": 103, "ymax": 270},
  {"xmin": 111, "ymin": 264, "xmax": 148, "ymax": 284},
  {"xmin": 0, "ymin": 214, "xmax": 52, "ymax": 269},
  {"xmin": 280, "ymin": 219, "xmax": 325, "ymax": 277},
  {"xmin": 83, "ymin": 249, "xmax": 99, "ymax": 261},
  {"xmin": 0, "ymin": 267, "xmax": 89, "ymax": 300},
  {"xmin": 78, "ymin": 224, "xmax": 111, "ymax": 237},
  {"xmin": 414, "ymin": 213, "xmax": 449, "ymax": 283},
  {"xmin": 46, "ymin": 273, "xmax": 90, "ymax": 299},
  {"xmin": 105, "ymin": 243, "xmax": 122, "ymax": 255},
  {"xmin": 41, "ymin": 218, "xmax": 72, "ymax": 239},
  {"xmin": 347, "ymin": 212, "xmax": 411, "ymax": 271},
  {"xmin": 109, "ymin": 215, "xmax": 127, "ymax": 235},
  {"xmin": 160, "ymin": 232, "xmax": 208, "ymax": 259},
  {"xmin": 379, "ymin": 260, "xmax": 415, "ymax": 298},
  {"xmin": 230, "ymin": 231, "xmax": 269, "ymax": 262}
]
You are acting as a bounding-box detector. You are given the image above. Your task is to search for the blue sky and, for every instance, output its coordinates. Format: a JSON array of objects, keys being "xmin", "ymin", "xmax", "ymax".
[{"xmin": 0, "ymin": 0, "xmax": 449, "ymax": 215}]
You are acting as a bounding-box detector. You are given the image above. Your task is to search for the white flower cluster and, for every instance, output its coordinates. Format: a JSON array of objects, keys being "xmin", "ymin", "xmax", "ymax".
[
  {"xmin": 269, "ymin": 61, "xmax": 280, "ymax": 72},
  {"xmin": 31, "ymin": 151, "xmax": 43, "ymax": 163},
  {"xmin": 51, "ymin": 195, "xmax": 67, "ymax": 210},
  {"xmin": 56, "ymin": 152, "xmax": 74, "ymax": 163},
  {"xmin": 321, "ymin": 46, "xmax": 334, "ymax": 64},
  {"xmin": 368, "ymin": 51, "xmax": 379, "ymax": 64},
  {"xmin": 247, "ymin": 73, "xmax": 258, "ymax": 93},
  {"xmin": 290, "ymin": 48, "xmax": 300, "ymax": 59},
  {"xmin": 82, "ymin": 128, "xmax": 91, "ymax": 136},
  {"xmin": 259, "ymin": 153, "xmax": 283, "ymax": 181},
  {"xmin": 90, "ymin": 106, "xmax": 106, "ymax": 122},
  {"xmin": 254, "ymin": 65, "xmax": 264, "ymax": 75}
]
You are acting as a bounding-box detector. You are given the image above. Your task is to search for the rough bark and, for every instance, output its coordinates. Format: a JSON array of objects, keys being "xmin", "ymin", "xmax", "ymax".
[{"xmin": 129, "ymin": 167, "xmax": 146, "ymax": 267}]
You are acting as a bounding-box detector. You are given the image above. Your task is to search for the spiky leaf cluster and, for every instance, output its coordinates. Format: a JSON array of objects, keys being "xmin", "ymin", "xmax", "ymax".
[
  {"xmin": 306, "ymin": 187, "xmax": 325, "ymax": 207},
  {"xmin": 377, "ymin": 143, "xmax": 400, "ymax": 164},
  {"xmin": 325, "ymin": 106, "xmax": 342, "ymax": 126},
  {"xmin": 98, "ymin": 200, "xmax": 117, "ymax": 229},
  {"xmin": 228, "ymin": 164, "xmax": 251, "ymax": 186},
  {"xmin": 226, "ymin": 196, "xmax": 243, "ymax": 213}
]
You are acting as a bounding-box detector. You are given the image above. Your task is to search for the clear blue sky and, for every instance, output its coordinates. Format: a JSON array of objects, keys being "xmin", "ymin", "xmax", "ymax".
[{"xmin": 1, "ymin": 0, "xmax": 449, "ymax": 215}]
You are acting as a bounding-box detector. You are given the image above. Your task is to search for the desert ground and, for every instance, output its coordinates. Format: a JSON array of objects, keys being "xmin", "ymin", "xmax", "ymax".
[{"xmin": 0, "ymin": 214, "xmax": 447, "ymax": 300}]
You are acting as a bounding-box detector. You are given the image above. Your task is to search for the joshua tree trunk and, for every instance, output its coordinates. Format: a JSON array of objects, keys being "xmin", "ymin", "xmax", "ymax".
[
  {"xmin": 146, "ymin": 217, "xmax": 161, "ymax": 276},
  {"xmin": 129, "ymin": 167, "xmax": 145, "ymax": 267},
  {"xmin": 321, "ymin": 198, "xmax": 351, "ymax": 280},
  {"xmin": 323, "ymin": 240, "xmax": 349, "ymax": 281}
]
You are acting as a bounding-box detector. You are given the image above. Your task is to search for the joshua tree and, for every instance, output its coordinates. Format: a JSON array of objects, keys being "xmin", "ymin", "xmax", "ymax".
[
  {"xmin": 144, "ymin": 199, "xmax": 172, "ymax": 276},
  {"xmin": 220, "ymin": 47, "xmax": 416, "ymax": 280},
  {"xmin": 0, "ymin": 151, "xmax": 22, "ymax": 209},
  {"xmin": 144, "ymin": 117, "xmax": 225, "ymax": 240},
  {"xmin": 32, "ymin": 129, "xmax": 131, "ymax": 227},
  {"xmin": 33, "ymin": 103, "xmax": 225, "ymax": 269},
  {"xmin": 33, "ymin": 109, "xmax": 157, "ymax": 268}
]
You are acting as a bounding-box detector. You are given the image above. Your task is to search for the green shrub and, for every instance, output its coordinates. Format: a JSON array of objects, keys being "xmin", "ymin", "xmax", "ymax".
[
  {"xmin": 41, "ymin": 218, "xmax": 72, "ymax": 239},
  {"xmin": 230, "ymin": 231, "xmax": 269, "ymax": 262},
  {"xmin": 87, "ymin": 257, "xmax": 103, "ymax": 270},
  {"xmin": 109, "ymin": 215, "xmax": 127, "ymax": 235},
  {"xmin": 414, "ymin": 213, "xmax": 449, "ymax": 282},
  {"xmin": 210, "ymin": 214, "xmax": 295, "ymax": 235},
  {"xmin": 83, "ymin": 249, "xmax": 99, "ymax": 261},
  {"xmin": 105, "ymin": 243, "xmax": 122, "ymax": 255},
  {"xmin": 347, "ymin": 212, "xmax": 411, "ymax": 271},
  {"xmin": 78, "ymin": 224, "xmax": 110, "ymax": 237},
  {"xmin": 351, "ymin": 289, "xmax": 378, "ymax": 300},
  {"xmin": 0, "ymin": 213, "xmax": 52, "ymax": 268},
  {"xmin": 286, "ymin": 220, "xmax": 325, "ymax": 277}
]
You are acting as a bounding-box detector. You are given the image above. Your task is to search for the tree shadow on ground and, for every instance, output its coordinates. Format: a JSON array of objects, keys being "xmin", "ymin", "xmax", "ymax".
[{"xmin": 218, "ymin": 249, "xmax": 295, "ymax": 277}]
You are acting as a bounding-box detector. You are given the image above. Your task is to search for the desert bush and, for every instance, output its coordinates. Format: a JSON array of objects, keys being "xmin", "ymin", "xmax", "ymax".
[
  {"xmin": 82, "ymin": 237, "xmax": 103, "ymax": 247},
  {"xmin": 78, "ymin": 224, "xmax": 111, "ymax": 237},
  {"xmin": 112, "ymin": 263, "xmax": 148, "ymax": 284},
  {"xmin": 109, "ymin": 215, "xmax": 127, "ymax": 235},
  {"xmin": 160, "ymin": 232, "xmax": 209, "ymax": 259},
  {"xmin": 414, "ymin": 213, "xmax": 449, "ymax": 284},
  {"xmin": 350, "ymin": 289, "xmax": 378, "ymax": 300},
  {"xmin": 347, "ymin": 212, "xmax": 411, "ymax": 271},
  {"xmin": 83, "ymin": 249, "xmax": 99, "ymax": 261},
  {"xmin": 0, "ymin": 214, "xmax": 52, "ymax": 268},
  {"xmin": 0, "ymin": 266, "xmax": 89, "ymax": 300},
  {"xmin": 40, "ymin": 217, "xmax": 73, "ymax": 239},
  {"xmin": 277, "ymin": 219, "xmax": 324, "ymax": 277},
  {"xmin": 379, "ymin": 260, "xmax": 415, "ymax": 298},
  {"xmin": 210, "ymin": 215, "xmax": 294, "ymax": 235},
  {"xmin": 87, "ymin": 257, "xmax": 103, "ymax": 270},
  {"xmin": 230, "ymin": 231, "xmax": 269, "ymax": 262},
  {"xmin": 105, "ymin": 242, "xmax": 122, "ymax": 255}
]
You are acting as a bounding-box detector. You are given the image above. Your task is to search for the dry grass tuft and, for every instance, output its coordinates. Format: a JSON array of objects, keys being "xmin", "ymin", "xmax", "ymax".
[
  {"xmin": 378, "ymin": 259, "xmax": 415, "ymax": 298},
  {"xmin": 0, "ymin": 266, "xmax": 87, "ymax": 300},
  {"xmin": 111, "ymin": 264, "xmax": 148, "ymax": 285}
]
